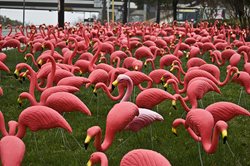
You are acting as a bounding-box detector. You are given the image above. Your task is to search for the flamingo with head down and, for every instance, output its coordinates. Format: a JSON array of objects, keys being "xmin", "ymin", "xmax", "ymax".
[{"xmin": 172, "ymin": 109, "xmax": 228, "ymax": 154}]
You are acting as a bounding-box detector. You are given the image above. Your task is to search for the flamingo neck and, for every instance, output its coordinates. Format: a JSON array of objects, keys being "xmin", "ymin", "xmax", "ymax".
[
  {"xmin": 20, "ymin": 92, "xmax": 38, "ymax": 106},
  {"xmin": 68, "ymin": 38, "xmax": 79, "ymax": 65},
  {"xmin": 173, "ymin": 37, "xmax": 182, "ymax": 56},
  {"xmin": 89, "ymin": 41, "xmax": 102, "ymax": 72},
  {"xmin": 211, "ymin": 52, "xmax": 222, "ymax": 66},
  {"xmin": 15, "ymin": 125, "xmax": 26, "ymax": 139},
  {"xmin": 115, "ymin": 57, "xmax": 121, "ymax": 68},
  {"xmin": 93, "ymin": 153, "xmax": 109, "ymax": 166},
  {"xmin": 121, "ymin": 78, "xmax": 134, "ymax": 102},
  {"xmin": 201, "ymin": 121, "xmax": 224, "ymax": 154},
  {"xmin": 20, "ymin": 64, "xmax": 37, "ymax": 98},
  {"xmin": 177, "ymin": 61, "xmax": 186, "ymax": 75},
  {"xmin": 27, "ymin": 53, "xmax": 38, "ymax": 67},
  {"xmin": 8, "ymin": 121, "xmax": 18, "ymax": 135},
  {"xmin": 174, "ymin": 94, "xmax": 191, "ymax": 112},
  {"xmin": 219, "ymin": 67, "xmax": 237, "ymax": 86},
  {"xmin": 98, "ymin": 83, "xmax": 124, "ymax": 101},
  {"xmin": 0, "ymin": 112, "xmax": 8, "ymax": 136},
  {"xmin": 242, "ymin": 51, "xmax": 248, "ymax": 64},
  {"xmin": 145, "ymin": 59, "xmax": 155, "ymax": 70}
]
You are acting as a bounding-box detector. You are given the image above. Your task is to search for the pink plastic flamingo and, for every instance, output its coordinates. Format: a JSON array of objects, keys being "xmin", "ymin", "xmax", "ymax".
[
  {"xmin": 87, "ymin": 149, "xmax": 171, "ymax": 166},
  {"xmin": 172, "ymin": 109, "xmax": 228, "ymax": 154}
]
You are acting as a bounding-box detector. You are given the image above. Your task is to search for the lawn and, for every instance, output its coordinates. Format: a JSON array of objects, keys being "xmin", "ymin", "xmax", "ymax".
[{"xmin": 0, "ymin": 46, "xmax": 249, "ymax": 166}]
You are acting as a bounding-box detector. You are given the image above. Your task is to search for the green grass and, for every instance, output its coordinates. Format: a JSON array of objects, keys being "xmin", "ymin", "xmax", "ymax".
[{"xmin": 0, "ymin": 48, "xmax": 249, "ymax": 166}]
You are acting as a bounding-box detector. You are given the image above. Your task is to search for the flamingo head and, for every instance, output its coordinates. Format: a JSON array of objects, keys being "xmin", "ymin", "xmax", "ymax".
[
  {"xmin": 163, "ymin": 82, "xmax": 168, "ymax": 91},
  {"xmin": 17, "ymin": 97, "xmax": 22, "ymax": 107},
  {"xmin": 14, "ymin": 69, "xmax": 19, "ymax": 79},
  {"xmin": 87, "ymin": 152, "xmax": 107, "ymax": 166},
  {"xmin": 171, "ymin": 127, "xmax": 178, "ymax": 136},
  {"xmin": 216, "ymin": 120, "xmax": 228, "ymax": 144},
  {"xmin": 185, "ymin": 52, "xmax": 190, "ymax": 59},
  {"xmin": 84, "ymin": 126, "xmax": 101, "ymax": 150},
  {"xmin": 171, "ymin": 100, "xmax": 177, "ymax": 110}
]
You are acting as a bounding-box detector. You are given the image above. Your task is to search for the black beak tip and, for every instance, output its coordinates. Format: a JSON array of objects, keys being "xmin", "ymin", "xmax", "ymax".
[
  {"xmin": 84, "ymin": 143, "xmax": 89, "ymax": 150},
  {"xmin": 38, "ymin": 64, "xmax": 41, "ymax": 69},
  {"xmin": 173, "ymin": 105, "xmax": 177, "ymax": 110},
  {"xmin": 223, "ymin": 136, "xmax": 227, "ymax": 144},
  {"xmin": 164, "ymin": 87, "xmax": 167, "ymax": 91},
  {"xmin": 161, "ymin": 80, "xmax": 164, "ymax": 85},
  {"xmin": 112, "ymin": 85, "xmax": 115, "ymax": 91},
  {"xmin": 14, "ymin": 74, "xmax": 18, "ymax": 79},
  {"xmin": 94, "ymin": 92, "xmax": 97, "ymax": 97},
  {"xmin": 18, "ymin": 103, "xmax": 22, "ymax": 107},
  {"xmin": 173, "ymin": 132, "xmax": 178, "ymax": 137}
]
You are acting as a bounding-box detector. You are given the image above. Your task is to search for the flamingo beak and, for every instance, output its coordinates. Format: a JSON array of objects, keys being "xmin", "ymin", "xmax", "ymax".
[
  {"xmin": 37, "ymin": 59, "xmax": 43, "ymax": 68},
  {"xmin": 18, "ymin": 76, "xmax": 23, "ymax": 84},
  {"xmin": 185, "ymin": 52, "xmax": 190, "ymax": 59},
  {"xmin": 14, "ymin": 69, "xmax": 19, "ymax": 79},
  {"xmin": 93, "ymin": 88, "xmax": 97, "ymax": 97},
  {"xmin": 79, "ymin": 70, "xmax": 83, "ymax": 76},
  {"xmin": 222, "ymin": 130, "xmax": 227, "ymax": 144},
  {"xmin": 86, "ymin": 160, "xmax": 92, "ymax": 166},
  {"xmin": 172, "ymin": 100, "xmax": 177, "ymax": 110},
  {"xmin": 134, "ymin": 66, "xmax": 138, "ymax": 71},
  {"xmin": 236, "ymin": 71, "xmax": 240, "ymax": 78},
  {"xmin": 163, "ymin": 83, "xmax": 168, "ymax": 91},
  {"xmin": 172, "ymin": 127, "xmax": 177, "ymax": 136},
  {"xmin": 112, "ymin": 80, "xmax": 118, "ymax": 91},
  {"xmin": 17, "ymin": 97, "xmax": 22, "ymax": 107},
  {"xmin": 144, "ymin": 61, "xmax": 147, "ymax": 68},
  {"xmin": 24, "ymin": 56, "xmax": 27, "ymax": 62},
  {"xmin": 160, "ymin": 77, "xmax": 165, "ymax": 85},
  {"xmin": 170, "ymin": 66, "xmax": 175, "ymax": 72},
  {"xmin": 84, "ymin": 135, "xmax": 92, "ymax": 150}
]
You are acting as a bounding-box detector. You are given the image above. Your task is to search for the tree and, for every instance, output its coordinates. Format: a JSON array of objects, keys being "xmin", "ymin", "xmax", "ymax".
[
  {"xmin": 102, "ymin": 0, "xmax": 107, "ymax": 22},
  {"xmin": 172, "ymin": 0, "xmax": 179, "ymax": 21},
  {"xmin": 123, "ymin": 0, "xmax": 128, "ymax": 24}
]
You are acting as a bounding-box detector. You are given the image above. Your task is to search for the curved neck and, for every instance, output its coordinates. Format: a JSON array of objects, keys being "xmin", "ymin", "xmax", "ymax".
[
  {"xmin": 37, "ymin": 56, "xmax": 56, "ymax": 91},
  {"xmin": 145, "ymin": 59, "xmax": 155, "ymax": 70},
  {"xmin": 68, "ymin": 37, "xmax": 79, "ymax": 65},
  {"xmin": 15, "ymin": 125, "xmax": 26, "ymax": 139},
  {"xmin": 242, "ymin": 51, "xmax": 248, "ymax": 64},
  {"xmin": 7, "ymin": 26, "xmax": 12, "ymax": 36},
  {"xmin": 201, "ymin": 122, "xmax": 222, "ymax": 154},
  {"xmin": 92, "ymin": 127, "xmax": 114, "ymax": 152},
  {"xmin": 175, "ymin": 61, "xmax": 186, "ymax": 75},
  {"xmin": 174, "ymin": 94, "xmax": 191, "ymax": 112},
  {"xmin": 211, "ymin": 52, "xmax": 222, "ymax": 66},
  {"xmin": 98, "ymin": 83, "xmax": 125, "ymax": 101},
  {"xmin": 120, "ymin": 78, "xmax": 134, "ymax": 102},
  {"xmin": 219, "ymin": 67, "xmax": 237, "ymax": 86},
  {"xmin": 26, "ymin": 53, "xmax": 38, "ymax": 67},
  {"xmin": 20, "ymin": 92, "xmax": 38, "ymax": 106},
  {"xmin": 89, "ymin": 40, "xmax": 102, "ymax": 72},
  {"xmin": 0, "ymin": 111, "xmax": 8, "ymax": 136},
  {"xmin": 173, "ymin": 37, "xmax": 182, "ymax": 56}
]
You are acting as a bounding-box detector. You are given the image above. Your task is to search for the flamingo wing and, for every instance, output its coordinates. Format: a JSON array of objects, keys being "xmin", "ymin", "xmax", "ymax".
[
  {"xmin": 120, "ymin": 149, "xmax": 171, "ymax": 166},
  {"xmin": 125, "ymin": 108, "xmax": 164, "ymax": 132},
  {"xmin": 17, "ymin": 106, "xmax": 72, "ymax": 138},
  {"xmin": 205, "ymin": 102, "xmax": 250, "ymax": 123},
  {"xmin": 40, "ymin": 85, "xmax": 79, "ymax": 104},
  {"xmin": 45, "ymin": 92, "xmax": 91, "ymax": 115}
]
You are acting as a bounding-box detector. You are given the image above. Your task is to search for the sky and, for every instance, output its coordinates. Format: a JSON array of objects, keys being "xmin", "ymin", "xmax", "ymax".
[{"xmin": 0, "ymin": 9, "xmax": 97, "ymax": 25}]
